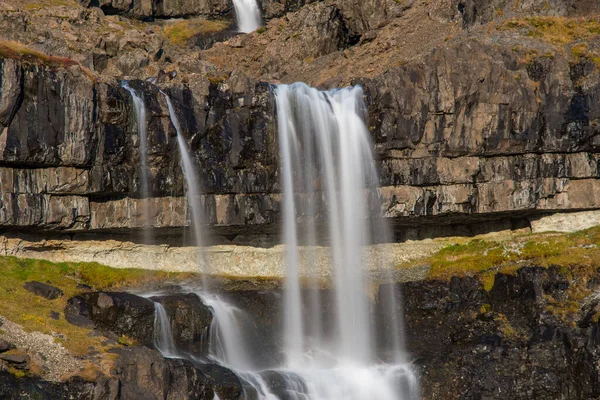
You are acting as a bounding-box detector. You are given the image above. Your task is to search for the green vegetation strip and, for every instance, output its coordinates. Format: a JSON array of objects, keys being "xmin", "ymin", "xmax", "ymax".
[
  {"xmin": 163, "ymin": 19, "xmax": 229, "ymax": 45},
  {"xmin": 0, "ymin": 40, "xmax": 95, "ymax": 79},
  {"xmin": 0, "ymin": 256, "xmax": 194, "ymax": 356},
  {"xmin": 401, "ymin": 226, "xmax": 600, "ymax": 291}
]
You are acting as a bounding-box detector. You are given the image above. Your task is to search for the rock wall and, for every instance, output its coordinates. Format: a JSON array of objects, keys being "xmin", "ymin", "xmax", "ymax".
[{"xmin": 1, "ymin": 30, "xmax": 600, "ymax": 240}]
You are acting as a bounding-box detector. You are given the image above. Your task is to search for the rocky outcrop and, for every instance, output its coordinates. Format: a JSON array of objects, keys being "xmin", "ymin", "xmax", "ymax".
[
  {"xmin": 78, "ymin": 0, "xmax": 232, "ymax": 19},
  {"xmin": 400, "ymin": 266, "xmax": 600, "ymax": 399},
  {"xmin": 152, "ymin": 294, "xmax": 213, "ymax": 356},
  {"xmin": 6, "ymin": 266, "xmax": 600, "ymax": 399},
  {"xmin": 65, "ymin": 292, "xmax": 156, "ymax": 346},
  {"xmin": 111, "ymin": 346, "xmax": 241, "ymax": 400},
  {"xmin": 23, "ymin": 281, "xmax": 64, "ymax": 300},
  {"xmin": 0, "ymin": 345, "xmax": 242, "ymax": 400}
]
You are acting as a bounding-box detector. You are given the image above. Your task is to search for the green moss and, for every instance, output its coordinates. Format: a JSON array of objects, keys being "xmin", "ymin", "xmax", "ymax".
[
  {"xmin": 163, "ymin": 19, "xmax": 229, "ymax": 45},
  {"xmin": 399, "ymin": 226, "xmax": 600, "ymax": 291},
  {"xmin": 0, "ymin": 256, "xmax": 196, "ymax": 356},
  {"xmin": 256, "ymin": 27, "xmax": 267, "ymax": 34}
]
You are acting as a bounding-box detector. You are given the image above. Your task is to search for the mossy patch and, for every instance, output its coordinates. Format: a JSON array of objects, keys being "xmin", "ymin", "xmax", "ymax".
[
  {"xmin": 0, "ymin": 40, "xmax": 95, "ymax": 80},
  {"xmin": 501, "ymin": 17, "xmax": 600, "ymax": 45},
  {"xmin": 163, "ymin": 19, "xmax": 229, "ymax": 45},
  {"xmin": 0, "ymin": 256, "xmax": 195, "ymax": 356},
  {"xmin": 399, "ymin": 226, "xmax": 600, "ymax": 290}
]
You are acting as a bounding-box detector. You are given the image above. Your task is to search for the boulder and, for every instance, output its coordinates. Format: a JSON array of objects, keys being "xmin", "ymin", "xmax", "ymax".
[
  {"xmin": 0, "ymin": 339, "xmax": 13, "ymax": 353},
  {"xmin": 0, "ymin": 351, "xmax": 30, "ymax": 370},
  {"xmin": 151, "ymin": 294, "xmax": 213, "ymax": 357},
  {"xmin": 65, "ymin": 292, "xmax": 155, "ymax": 346},
  {"xmin": 113, "ymin": 346, "xmax": 218, "ymax": 400},
  {"xmin": 23, "ymin": 281, "xmax": 64, "ymax": 300}
]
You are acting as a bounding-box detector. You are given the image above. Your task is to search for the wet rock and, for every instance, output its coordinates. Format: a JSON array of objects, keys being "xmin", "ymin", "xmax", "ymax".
[
  {"xmin": 65, "ymin": 292, "xmax": 155, "ymax": 346},
  {"xmin": 113, "ymin": 346, "xmax": 215, "ymax": 400},
  {"xmin": 23, "ymin": 282, "xmax": 64, "ymax": 300},
  {"xmin": 151, "ymin": 294, "xmax": 213, "ymax": 356},
  {"xmin": 195, "ymin": 363, "xmax": 244, "ymax": 400}
]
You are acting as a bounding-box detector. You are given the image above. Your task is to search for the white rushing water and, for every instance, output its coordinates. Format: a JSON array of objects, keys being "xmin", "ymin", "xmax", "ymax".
[
  {"xmin": 232, "ymin": 0, "xmax": 262, "ymax": 33},
  {"xmin": 184, "ymin": 83, "xmax": 419, "ymax": 400},
  {"xmin": 153, "ymin": 301, "xmax": 179, "ymax": 358},
  {"xmin": 122, "ymin": 82, "xmax": 152, "ymax": 243},
  {"xmin": 147, "ymin": 82, "xmax": 418, "ymax": 399},
  {"xmin": 164, "ymin": 93, "xmax": 207, "ymax": 274}
]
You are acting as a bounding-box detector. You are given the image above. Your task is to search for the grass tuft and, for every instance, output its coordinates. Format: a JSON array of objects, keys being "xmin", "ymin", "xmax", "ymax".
[
  {"xmin": 0, "ymin": 40, "xmax": 95, "ymax": 80},
  {"xmin": 163, "ymin": 19, "xmax": 229, "ymax": 45}
]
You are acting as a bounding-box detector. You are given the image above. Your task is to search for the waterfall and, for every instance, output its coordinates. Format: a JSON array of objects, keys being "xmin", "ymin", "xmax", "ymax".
[
  {"xmin": 193, "ymin": 82, "xmax": 419, "ymax": 400},
  {"xmin": 153, "ymin": 301, "xmax": 179, "ymax": 358},
  {"xmin": 232, "ymin": 0, "xmax": 262, "ymax": 33},
  {"xmin": 122, "ymin": 82, "xmax": 152, "ymax": 244},
  {"xmin": 163, "ymin": 93, "xmax": 206, "ymax": 274},
  {"xmin": 273, "ymin": 82, "xmax": 420, "ymax": 398}
]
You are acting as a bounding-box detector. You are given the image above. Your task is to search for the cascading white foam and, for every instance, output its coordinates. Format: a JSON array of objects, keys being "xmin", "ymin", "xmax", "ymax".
[
  {"xmin": 137, "ymin": 82, "xmax": 419, "ymax": 400},
  {"xmin": 122, "ymin": 82, "xmax": 152, "ymax": 244},
  {"xmin": 232, "ymin": 0, "xmax": 262, "ymax": 33}
]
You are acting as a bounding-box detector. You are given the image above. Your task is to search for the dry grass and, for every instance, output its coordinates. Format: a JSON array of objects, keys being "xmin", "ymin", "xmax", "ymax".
[
  {"xmin": 23, "ymin": 0, "xmax": 79, "ymax": 10},
  {"xmin": 501, "ymin": 17, "xmax": 600, "ymax": 45},
  {"xmin": 163, "ymin": 18, "xmax": 229, "ymax": 45},
  {"xmin": 0, "ymin": 40, "xmax": 95, "ymax": 80},
  {"xmin": 501, "ymin": 17, "xmax": 600, "ymax": 67}
]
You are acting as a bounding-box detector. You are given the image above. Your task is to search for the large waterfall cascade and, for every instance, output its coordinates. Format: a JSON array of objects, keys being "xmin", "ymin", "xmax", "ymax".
[
  {"xmin": 232, "ymin": 0, "xmax": 262, "ymax": 33},
  {"xmin": 145, "ymin": 82, "xmax": 419, "ymax": 399}
]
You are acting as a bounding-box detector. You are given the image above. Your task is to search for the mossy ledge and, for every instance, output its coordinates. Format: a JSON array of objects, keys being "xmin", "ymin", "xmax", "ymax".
[{"xmin": 400, "ymin": 226, "xmax": 600, "ymax": 292}]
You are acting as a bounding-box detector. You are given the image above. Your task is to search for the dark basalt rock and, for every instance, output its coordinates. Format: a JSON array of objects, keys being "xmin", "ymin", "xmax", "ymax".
[
  {"xmin": 23, "ymin": 281, "xmax": 64, "ymax": 300},
  {"xmin": 151, "ymin": 293, "xmax": 213, "ymax": 356},
  {"xmin": 65, "ymin": 292, "xmax": 155, "ymax": 346},
  {"xmin": 195, "ymin": 363, "xmax": 244, "ymax": 400},
  {"xmin": 0, "ymin": 372, "xmax": 97, "ymax": 400},
  {"xmin": 400, "ymin": 266, "xmax": 600, "ymax": 399},
  {"xmin": 113, "ymin": 346, "xmax": 216, "ymax": 400}
]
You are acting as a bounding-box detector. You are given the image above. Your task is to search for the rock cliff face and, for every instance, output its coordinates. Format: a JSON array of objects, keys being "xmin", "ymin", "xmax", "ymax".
[
  {"xmin": 402, "ymin": 266, "xmax": 600, "ymax": 399},
  {"xmin": 0, "ymin": 0, "xmax": 600, "ymax": 242}
]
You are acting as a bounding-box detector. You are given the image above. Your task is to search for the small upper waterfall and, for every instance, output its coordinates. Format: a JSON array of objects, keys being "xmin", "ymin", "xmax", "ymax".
[
  {"xmin": 232, "ymin": 0, "xmax": 262, "ymax": 33},
  {"xmin": 164, "ymin": 93, "xmax": 206, "ymax": 274},
  {"xmin": 122, "ymin": 82, "xmax": 152, "ymax": 244},
  {"xmin": 153, "ymin": 301, "xmax": 179, "ymax": 358}
]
